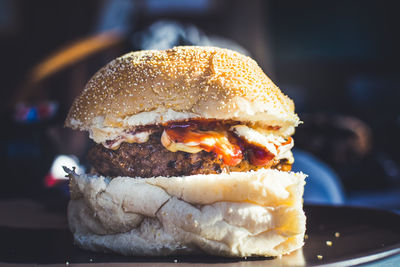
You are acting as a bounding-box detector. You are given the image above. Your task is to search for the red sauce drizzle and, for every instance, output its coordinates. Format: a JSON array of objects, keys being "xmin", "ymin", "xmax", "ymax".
[
  {"xmin": 247, "ymin": 144, "xmax": 275, "ymax": 166},
  {"xmin": 165, "ymin": 122, "xmax": 243, "ymax": 166},
  {"xmin": 164, "ymin": 120, "xmax": 286, "ymax": 167}
]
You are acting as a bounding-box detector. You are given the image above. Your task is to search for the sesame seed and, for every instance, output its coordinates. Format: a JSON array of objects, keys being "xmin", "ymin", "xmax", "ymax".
[{"xmin": 65, "ymin": 46, "xmax": 296, "ymax": 129}]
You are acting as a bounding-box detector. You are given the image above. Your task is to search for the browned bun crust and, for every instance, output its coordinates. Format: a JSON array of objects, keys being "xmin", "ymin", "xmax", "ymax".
[{"xmin": 65, "ymin": 46, "xmax": 299, "ymax": 131}]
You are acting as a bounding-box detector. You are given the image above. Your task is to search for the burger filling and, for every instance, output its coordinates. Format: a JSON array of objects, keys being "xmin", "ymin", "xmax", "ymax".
[{"xmin": 88, "ymin": 120, "xmax": 294, "ymax": 178}]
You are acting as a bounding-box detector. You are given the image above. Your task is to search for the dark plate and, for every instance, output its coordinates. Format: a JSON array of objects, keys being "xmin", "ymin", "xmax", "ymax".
[{"xmin": 0, "ymin": 205, "xmax": 399, "ymax": 266}]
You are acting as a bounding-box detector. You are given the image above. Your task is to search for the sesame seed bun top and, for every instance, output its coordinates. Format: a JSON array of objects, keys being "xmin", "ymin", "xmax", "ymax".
[{"xmin": 65, "ymin": 46, "xmax": 299, "ymax": 132}]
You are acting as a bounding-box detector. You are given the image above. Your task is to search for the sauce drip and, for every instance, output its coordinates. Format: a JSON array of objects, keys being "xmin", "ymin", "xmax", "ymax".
[
  {"xmin": 165, "ymin": 120, "xmax": 285, "ymax": 167},
  {"xmin": 247, "ymin": 144, "xmax": 275, "ymax": 166},
  {"xmin": 165, "ymin": 122, "xmax": 243, "ymax": 166}
]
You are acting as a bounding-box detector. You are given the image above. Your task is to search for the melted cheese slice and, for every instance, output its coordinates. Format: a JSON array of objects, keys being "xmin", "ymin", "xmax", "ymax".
[{"xmin": 103, "ymin": 130, "xmax": 154, "ymax": 150}]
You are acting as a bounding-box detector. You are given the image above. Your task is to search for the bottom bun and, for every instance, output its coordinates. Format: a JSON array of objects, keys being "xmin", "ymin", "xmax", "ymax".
[{"xmin": 65, "ymin": 168, "xmax": 306, "ymax": 257}]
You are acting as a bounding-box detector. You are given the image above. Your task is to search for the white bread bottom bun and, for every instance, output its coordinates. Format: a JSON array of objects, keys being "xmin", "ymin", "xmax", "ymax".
[{"xmin": 65, "ymin": 168, "xmax": 306, "ymax": 257}]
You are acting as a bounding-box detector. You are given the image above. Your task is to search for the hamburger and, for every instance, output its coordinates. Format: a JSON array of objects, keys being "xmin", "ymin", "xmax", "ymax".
[{"xmin": 64, "ymin": 46, "xmax": 306, "ymax": 257}]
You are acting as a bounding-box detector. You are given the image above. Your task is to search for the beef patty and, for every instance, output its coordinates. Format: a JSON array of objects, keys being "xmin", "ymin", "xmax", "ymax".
[
  {"xmin": 88, "ymin": 132, "xmax": 292, "ymax": 178},
  {"xmin": 88, "ymin": 132, "xmax": 227, "ymax": 178}
]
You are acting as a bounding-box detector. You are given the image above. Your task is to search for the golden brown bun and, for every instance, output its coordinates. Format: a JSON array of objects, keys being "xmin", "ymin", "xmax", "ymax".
[
  {"xmin": 65, "ymin": 167, "xmax": 306, "ymax": 257},
  {"xmin": 65, "ymin": 46, "xmax": 299, "ymax": 131}
]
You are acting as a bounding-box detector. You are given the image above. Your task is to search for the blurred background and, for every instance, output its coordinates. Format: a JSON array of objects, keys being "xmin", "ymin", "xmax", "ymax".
[{"xmin": 1, "ymin": 0, "xmax": 399, "ymax": 212}]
